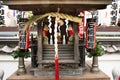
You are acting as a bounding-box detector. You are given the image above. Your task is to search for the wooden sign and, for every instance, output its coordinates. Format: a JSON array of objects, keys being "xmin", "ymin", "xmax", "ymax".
[{"xmin": 19, "ymin": 22, "xmax": 26, "ymax": 49}]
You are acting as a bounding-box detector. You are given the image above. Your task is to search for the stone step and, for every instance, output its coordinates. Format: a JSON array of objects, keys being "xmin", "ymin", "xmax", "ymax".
[
  {"xmin": 43, "ymin": 53, "xmax": 74, "ymax": 57},
  {"xmin": 43, "ymin": 56, "xmax": 74, "ymax": 60}
]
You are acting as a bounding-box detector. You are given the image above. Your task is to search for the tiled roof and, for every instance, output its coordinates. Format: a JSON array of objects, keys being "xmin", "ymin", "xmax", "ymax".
[
  {"xmin": 97, "ymin": 26, "xmax": 120, "ymax": 32},
  {"xmin": 0, "ymin": 27, "xmax": 19, "ymax": 32}
]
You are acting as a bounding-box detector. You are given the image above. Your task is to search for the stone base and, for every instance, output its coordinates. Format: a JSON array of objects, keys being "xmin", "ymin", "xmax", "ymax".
[
  {"xmin": 34, "ymin": 68, "xmax": 83, "ymax": 77},
  {"xmin": 7, "ymin": 62, "xmax": 110, "ymax": 80}
]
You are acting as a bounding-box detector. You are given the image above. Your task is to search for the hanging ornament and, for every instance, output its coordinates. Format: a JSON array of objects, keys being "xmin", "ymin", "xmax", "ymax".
[
  {"xmin": 54, "ymin": 16, "xmax": 59, "ymax": 80},
  {"xmin": 62, "ymin": 35, "xmax": 66, "ymax": 44},
  {"xmin": 58, "ymin": 25, "xmax": 61, "ymax": 36},
  {"xmin": 65, "ymin": 19, "xmax": 69, "ymax": 36},
  {"xmin": 50, "ymin": 35, "xmax": 53, "ymax": 45},
  {"xmin": 48, "ymin": 16, "xmax": 52, "ymax": 33}
]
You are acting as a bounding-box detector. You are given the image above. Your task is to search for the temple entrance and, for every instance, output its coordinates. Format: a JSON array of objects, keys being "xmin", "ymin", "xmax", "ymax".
[{"xmin": 28, "ymin": 12, "xmax": 86, "ymax": 77}]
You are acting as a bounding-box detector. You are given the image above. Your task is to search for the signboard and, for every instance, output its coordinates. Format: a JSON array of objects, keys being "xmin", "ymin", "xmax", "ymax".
[
  {"xmin": 86, "ymin": 18, "xmax": 96, "ymax": 49},
  {"xmin": 0, "ymin": 5, "xmax": 4, "ymax": 25},
  {"xmin": 19, "ymin": 22, "xmax": 26, "ymax": 49},
  {"xmin": 111, "ymin": 2, "xmax": 118, "ymax": 25}
]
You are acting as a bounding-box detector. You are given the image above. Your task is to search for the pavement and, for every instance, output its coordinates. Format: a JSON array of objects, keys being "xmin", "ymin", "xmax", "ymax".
[{"xmin": 0, "ymin": 53, "xmax": 120, "ymax": 80}]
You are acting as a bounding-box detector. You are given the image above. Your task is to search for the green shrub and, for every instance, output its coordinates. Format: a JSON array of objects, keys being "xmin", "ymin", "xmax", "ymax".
[
  {"xmin": 12, "ymin": 49, "xmax": 30, "ymax": 59},
  {"xmin": 86, "ymin": 41, "xmax": 105, "ymax": 58}
]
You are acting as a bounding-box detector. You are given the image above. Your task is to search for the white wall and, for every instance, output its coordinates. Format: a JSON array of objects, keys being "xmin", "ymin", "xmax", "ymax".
[{"xmin": 98, "ymin": 5, "xmax": 111, "ymax": 26}]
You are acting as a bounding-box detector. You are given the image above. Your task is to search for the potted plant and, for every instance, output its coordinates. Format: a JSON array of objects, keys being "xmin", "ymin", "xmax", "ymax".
[
  {"xmin": 12, "ymin": 49, "xmax": 30, "ymax": 75},
  {"xmin": 86, "ymin": 41, "xmax": 104, "ymax": 72}
]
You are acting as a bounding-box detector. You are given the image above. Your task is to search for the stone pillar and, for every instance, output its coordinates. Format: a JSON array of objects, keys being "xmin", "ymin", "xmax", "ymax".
[
  {"xmin": 91, "ymin": 56, "xmax": 99, "ymax": 72},
  {"xmin": 17, "ymin": 57, "xmax": 26, "ymax": 75}
]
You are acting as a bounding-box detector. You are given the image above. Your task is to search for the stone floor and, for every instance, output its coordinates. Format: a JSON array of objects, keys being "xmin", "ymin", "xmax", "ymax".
[{"xmin": 0, "ymin": 53, "xmax": 120, "ymax": 80}]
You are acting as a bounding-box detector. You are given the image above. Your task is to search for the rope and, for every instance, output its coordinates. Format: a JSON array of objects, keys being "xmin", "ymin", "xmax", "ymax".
[{"xmin": 24, "ymin": 12, "xmax": 82, "ymax": 30}]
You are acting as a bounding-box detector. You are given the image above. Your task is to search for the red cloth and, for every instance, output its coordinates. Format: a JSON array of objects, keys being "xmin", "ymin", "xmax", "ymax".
[
  {"xmin": 43, "ymin": 30, "xmax": 49, "ymax": 36},
  {"xmin": 55, "ymin": 54, "xmax": 59, "ymax": 80},
  {"xmin": 26, "ymin": 26, "xmax": 30, "ymax": 49},
  {"xmin": 68, "ymin": 30, "xmax": 74, "ymax": 36},
  {"xmin": 118, "ymin": 76, "xmax": 120, "ymax": 80}
]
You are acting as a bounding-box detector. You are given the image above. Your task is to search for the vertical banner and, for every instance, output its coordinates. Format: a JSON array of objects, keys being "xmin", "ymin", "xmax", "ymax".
[
  {"xmin": 78, "ymin": 11, "xmax": 84, "ymax": 38},
  {"xmin": 19, "ymin": 22, "xmax": 26, "ymax": 50},
  {"xmin": 26, "ymin": 26, "xmax": 30, "ymax": 49},
  {"xmin": 86, "ymin": 18, "xmax": 96, "ymax": 49},
  {"xmin": 111, "ymin": 2, "xmax": 118, "ymax": 25},
  {"xmin": 0, "ymin": 5, "xmax": 4, "ymax": 25},
  {"xmin": 78, "ymin": 21, "xmax": 84, "ymax": 38},
  {"xmin": 19, "ymin": 18, "xmax": 28, "ymax": 50}
]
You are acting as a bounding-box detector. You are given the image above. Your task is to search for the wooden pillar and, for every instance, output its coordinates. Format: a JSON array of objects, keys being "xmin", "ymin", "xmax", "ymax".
[
  {"xmin": 73, "ymin": 23, "xmax": 80, "ymax": 63},
  {"xmin": 30, "ymin": 34, "xmax": 37, "ymax": 69},
  {"xmin": 79, "ymin": 38, "xmax": 86, "ymax": 68},
  {"xmin": 37, "ymin": 21, "xmax": 43, "ymax": 69}
]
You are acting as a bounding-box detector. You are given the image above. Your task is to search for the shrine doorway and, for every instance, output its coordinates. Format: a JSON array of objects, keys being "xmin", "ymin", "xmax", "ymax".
[{"xmin": 42, "ymin": 17, "xmax": 74, "ymax": 45}]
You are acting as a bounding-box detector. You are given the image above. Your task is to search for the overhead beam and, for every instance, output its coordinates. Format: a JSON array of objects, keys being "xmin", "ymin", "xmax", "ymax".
[
  {"xmin": 3, "ymin": 0, "xmax": 112, "ymax": 15},
  {"xmin": 3, "ymin": 0, "xmax": 112, "ymax": 5}
]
